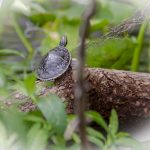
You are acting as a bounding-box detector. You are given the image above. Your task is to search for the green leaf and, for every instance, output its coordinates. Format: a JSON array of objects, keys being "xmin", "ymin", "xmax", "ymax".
[
  {"xmin": 0, "ymin": 121, "xmax": 22, "ymax": 149},
  {"xmin": 30, "ymin": 13, "xmax": 56, "ymax": 26},
  {"xmin": 37, "ymin": 94, "xmax": 67, "ymax": 135},
  {"xmin": 116, "ymin": 132, "xmax": 130, "ymax": 138},
  {"xmin": 13, "ymin": 80, "xmax": 28, "ymax": 96},
  {"xmin": 24, "ymin": 73, "xmax": 36, "ymax": 98},
  {"xmin": 88, "ymin": 135, "xmax": 104, "ymax": 148},
  {"xmin": 27, "ymin": 124, "xmax": 49, "ymax": 150},
  {"xmin": 86, "ymin": 111, "xmax": 108, "ymax": 132},
  {"xmin": 0, "ymin": 110, "xmax": 27, "ymax": 141},
  {"xmin": 115, "ymin": 137, "xmax": 142, "ymax": 150},
  {"xmin": 67, "ymin": 144, "xmax": 80, "ymax": 150},
  {"xmin": 0, "ymin": 49, "xmax": 25, "ymax": 58},
  {"xmin": 90, "ymin": 19, "xmax": 109, "ymax": 33},
  {"xmin": 86, "ymin": 37, "xmax": 136, "ymax": 68},
  {"xmin": 109, "ymin": 109, "xmax": 118, "ymax": 136},
  {"xmin": 51, "ymin": 135, "xmax": 66, "ymax": 146},
  {"xmin": 72, "ymin": 133, "xmax": 80, "ymax": 144},
  {"xmin": 111, "ymin": 48, "xmax": 134, "ymax": 69},
  {"xmin": 87, "ymin": 127, "xmax": 105, "ymax": 141},
  {"xmin": 24, "ymin": 115, "xmax": 45, "ymax": 124},
  {"xmin": 27, "ymin": 123, "xmax": 41, "ymax": 141}
]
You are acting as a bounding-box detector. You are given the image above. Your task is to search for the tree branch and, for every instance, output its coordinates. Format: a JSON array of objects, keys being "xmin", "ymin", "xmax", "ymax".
[
  {"xmin": 10, "ymin": 67, "xmax": 150, "ymax": 119},
  {"xmin": 41, "ymin": 67, "xmax": 150, "ymax": 119}
]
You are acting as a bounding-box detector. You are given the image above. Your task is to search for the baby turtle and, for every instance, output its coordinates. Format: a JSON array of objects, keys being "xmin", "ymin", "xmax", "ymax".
[{"xmin": 36, "ymin": 36, "xmax": 71, "ymax": 81}]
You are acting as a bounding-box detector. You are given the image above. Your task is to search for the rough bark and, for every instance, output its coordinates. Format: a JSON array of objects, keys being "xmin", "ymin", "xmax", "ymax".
[{"xmin": 24, "ymin": 66, "xmax": 150, "ymax": 119}]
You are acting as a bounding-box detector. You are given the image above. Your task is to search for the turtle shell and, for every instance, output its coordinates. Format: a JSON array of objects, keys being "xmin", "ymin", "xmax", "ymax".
[{"xmin": 37, "ymin": 45, "xmax": 71, "ymax": 81}]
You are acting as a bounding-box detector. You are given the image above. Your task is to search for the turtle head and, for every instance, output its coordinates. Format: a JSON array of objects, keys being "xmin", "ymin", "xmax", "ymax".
[{"xmin": 59, "ymin": 35, "xmax": 67, "ymax": 47}]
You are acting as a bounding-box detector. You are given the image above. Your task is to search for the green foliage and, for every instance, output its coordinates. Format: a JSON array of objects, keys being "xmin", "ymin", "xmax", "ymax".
[
  {"xmin": 14, "ymin": 73, "xmax": 36, "ymax": 99},
  {"xmin": 0, "ymin": 49, "xmax": 25, "ymax": 58},
  {"xmin": 0, "ymin": 0, "xmax": 149, "ymax": 149},
  {"xmin": 37, "ymin": 94, "xmax": 67, "ymax": 135},
  {"xmin": 86, "ymin": 111, "xmax": 108, "ymax": 131},
  {"xmin": 0, "ymin": 103, "xmax": 146, "ymax": 149},
  {"xmin": 26, "ymin": 124, "xmax": 49, "ymax": 150},
  {"xmin": 24, "ymin": 73, "xmax": 36, "ymax": 98},
  {"xmin": 109, "ymin": 109, "xmax": 118, "ymax": 137},
  {"xmin": 85, "ymin": 109, "xmax": 142, "ymax": 150},
  {"xmin": 85, "ymin": 37, "xmax": 136, "ymax": 69}
]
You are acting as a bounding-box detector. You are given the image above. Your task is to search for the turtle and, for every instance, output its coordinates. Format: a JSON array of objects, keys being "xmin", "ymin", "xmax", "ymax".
[{"xmin": 36, "ymin": 35, "xmax": 71, "ymax": 81}]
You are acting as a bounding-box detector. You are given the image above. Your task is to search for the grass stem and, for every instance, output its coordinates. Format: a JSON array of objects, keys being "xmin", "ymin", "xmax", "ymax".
[
  {"xmin": 131, "ymin": 22, "xmax": 147, "ymax": 71},
  {"xmin": 12, "ymin": 14, "xmax": 34, "ymax": 55}
]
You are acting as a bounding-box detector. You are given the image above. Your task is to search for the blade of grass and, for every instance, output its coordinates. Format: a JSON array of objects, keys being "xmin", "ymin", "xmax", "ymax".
[
  {"xmin": 147, "ymin": 14, "xmax": 150, "ymax": 72},
  {"xmin": 12, "ymin": 14, "xmax": 34, "ymax": 56},
  {"xmin": 131, "ymin": 22, "xmax": 147, "ymax": 71}
]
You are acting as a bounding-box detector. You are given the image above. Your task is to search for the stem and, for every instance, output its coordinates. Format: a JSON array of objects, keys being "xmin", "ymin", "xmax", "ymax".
[
  {"xmin": 12, "ymin": 14, "xmax": 34, "ymax": 55},
  {"xmin": 75, "ymin": 0, "xmax": 96, "ymax": 149},
  {"xmin": 131, "ymin": 22, "xmax": 147, "ymax": 71},
  {"xmin": 148, "ymin": 23, "xmax": 150, "ymax": 72}
]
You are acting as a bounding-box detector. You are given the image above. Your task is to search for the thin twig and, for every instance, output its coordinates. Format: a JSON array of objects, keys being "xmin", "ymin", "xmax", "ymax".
[{"xmin": 75, "ymin": 0, "xmax": 96, "ymax": 149}]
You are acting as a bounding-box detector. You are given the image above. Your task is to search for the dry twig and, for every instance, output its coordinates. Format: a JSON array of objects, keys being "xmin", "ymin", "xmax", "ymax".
[{"xmin": 75, "ymin": 0, "xmax": 96, "ymax": 149}]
